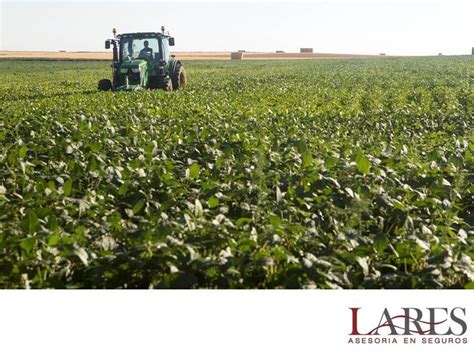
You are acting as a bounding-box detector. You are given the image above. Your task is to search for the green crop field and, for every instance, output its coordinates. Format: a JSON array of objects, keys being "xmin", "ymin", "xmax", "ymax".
[{"xmin": 0, "ymin": 57, "xmax": 473, "ymax": 289}]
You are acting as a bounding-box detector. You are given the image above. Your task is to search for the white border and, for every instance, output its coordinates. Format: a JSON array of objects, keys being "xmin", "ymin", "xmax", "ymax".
[{"xmin": 0, "ymin": 290, "xmax": 472, "ymax": 355}]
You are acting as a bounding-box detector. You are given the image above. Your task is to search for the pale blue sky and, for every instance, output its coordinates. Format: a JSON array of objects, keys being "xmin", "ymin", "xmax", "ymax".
[{"xmin": 1, "ymin": 0, "xmax": 473, "ymax": 55}]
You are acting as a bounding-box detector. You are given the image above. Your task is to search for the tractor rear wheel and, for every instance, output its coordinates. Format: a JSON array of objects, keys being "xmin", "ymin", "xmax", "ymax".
[
  {"xmin": 172, "ymin": 63, "xmax": 186, "ymax": 91},
  {"xmin": 98, "ymin": 79, "xmax": 112, "ymax": 91}
]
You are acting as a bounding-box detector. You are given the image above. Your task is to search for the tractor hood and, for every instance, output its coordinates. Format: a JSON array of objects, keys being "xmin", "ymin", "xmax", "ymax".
[
  {"xmin": 115, "ymin": 59, "xmax": 148, "ymax": 91},
  {"xmin": 119, "ymin": 59, "xmax": 147, "ymax": 73}
]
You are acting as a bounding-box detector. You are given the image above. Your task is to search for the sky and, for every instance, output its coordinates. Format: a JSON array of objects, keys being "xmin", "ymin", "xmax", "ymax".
[{"xmin": 1, "ymin": 0, "xmax": 473, "ymax": 55}]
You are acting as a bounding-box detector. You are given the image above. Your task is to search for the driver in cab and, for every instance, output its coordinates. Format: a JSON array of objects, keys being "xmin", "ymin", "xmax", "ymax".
[{"xmin": 139, "ymin": 40, "xmax": 153, "ymax": 60}]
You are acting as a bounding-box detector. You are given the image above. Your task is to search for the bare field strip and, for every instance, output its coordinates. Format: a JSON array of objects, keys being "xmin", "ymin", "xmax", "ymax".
[{"xmin": 0, "ymin": 51, "xmax": 380, "ymax": 60}]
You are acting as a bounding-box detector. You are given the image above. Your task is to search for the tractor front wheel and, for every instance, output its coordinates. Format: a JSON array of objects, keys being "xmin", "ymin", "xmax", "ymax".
[
  {"xmin": 98, "ymin": 79, "xmax": 112, "ymax": 91},
  {"xmin": 172, "ymin": 63, "xmax": 186, "ymax": 91}
]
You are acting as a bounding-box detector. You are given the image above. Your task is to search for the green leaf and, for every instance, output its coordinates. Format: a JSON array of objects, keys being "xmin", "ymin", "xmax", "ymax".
[
  {"xmin": 189, "ymin": 163, "xmax": 200, "ymax": 179},
  {"xmin": 373, "ymin": 234, "xmax": 388, "ymax": 252},
  {"xmin": 207, "ymin": 196, "xmax": 219, "ymax": 208},
  {"xmin": 294, "ymin": 140, "xmax": 307, "ymax": 154},
  {"xmin": 47, "ymin": 180, "xmax": 56, "ymax": 191},
  {"xmin": 325, "ymin": 156, "xmax": 338, "ymax": 169},
  {"xmin": 118, "ymin": 182, "xmax": 129, "ymax": 196},
  {"xmin": 215, "ymin": 156, "xmax": 223, "ymax": 169},
  {"xmin": 21, "ymin": 209, "xmax": 39, "ymax": 235},
  {"xmin": 19, "ymin": 146, "xmax": 27, "ymax": 158},
  {"xmin": 464, "ymin": 282, "xmax": 474, "ymax": 290},
  {"xmin": 20, "ymin": 238, "xmax": 36, "ymax": 254},
  {"xmin": 48, "ymin": 233, "xmax": 60, "ymax": 246},
  {"xmin": 89, "ymin": 142, "xmax": 101, "ymax": 153},
  {"xmin": 236, "ymin": 217, "xmax": 253, "ymax": 227},
  {"xmin": 63, "ymin": 179, "xmax": 73, "ymax": 196},
  {"xmin": 302, "ymin": 151, "xmax": 312, "ymax": 168},
  {"xmin": 74, "ymin": 225, "xmax": 86, "ymax": 237},
  {"xmin": 269, "ymin": 215, "xmax": 282, "ymax": 227},
  {"xmin": 356, "ymin": 155, "xmax": 371, "ymax": 175},
  {"xmin": 133, "ymin": 199, "xmax": 145, "ymax": 214}
]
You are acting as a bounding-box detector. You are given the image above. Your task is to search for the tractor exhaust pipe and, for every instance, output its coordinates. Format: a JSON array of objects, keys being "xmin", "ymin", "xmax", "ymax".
[{"xmin": 112, "ymin": 42, "xmax": 118, "ymax": 63}]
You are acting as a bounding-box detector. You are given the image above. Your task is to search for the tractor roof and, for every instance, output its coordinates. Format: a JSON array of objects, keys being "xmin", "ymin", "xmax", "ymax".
[{"xmin": 119, "ymin": 32, "xmax": 170, "ymax": 39}]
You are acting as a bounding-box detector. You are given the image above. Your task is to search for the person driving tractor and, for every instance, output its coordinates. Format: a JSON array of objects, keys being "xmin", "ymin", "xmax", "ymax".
[{"xmin": 139, "ymin": 40, "xmax": 153, "ymax": 59}]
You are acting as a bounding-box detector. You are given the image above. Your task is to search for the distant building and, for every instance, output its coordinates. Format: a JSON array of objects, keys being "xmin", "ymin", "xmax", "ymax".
[
  {"xmin": 276, "ymin": 50, "xmax": 285, "ymax": 53},
  {"xmin": 300, "ymin": 48, "xmax": 313, "ymax": 53}
]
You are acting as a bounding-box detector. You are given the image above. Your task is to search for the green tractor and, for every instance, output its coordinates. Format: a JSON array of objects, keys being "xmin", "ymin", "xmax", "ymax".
[{"xmin": 98, "ymin": 27, "xmax": 186, "ymax": 92}]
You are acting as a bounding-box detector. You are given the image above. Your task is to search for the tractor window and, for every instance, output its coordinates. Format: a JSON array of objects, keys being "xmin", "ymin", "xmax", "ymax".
[
  {"xmin": 122, "ymin": 38, "xmax": 159, "ymax": 61},
  {"xmin": 161, "ymin": 38, "xmax": 170, "ymax": 60}
]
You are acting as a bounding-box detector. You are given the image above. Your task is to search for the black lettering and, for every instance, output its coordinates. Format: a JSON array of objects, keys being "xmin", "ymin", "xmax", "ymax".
[
  {"xmin": 449, "ymin": 307, "xmax": 467, "ymax": 335},
  {"xmin": 427, "ymin": 307, "xmax": 448, "ymax": 335},
  {"xmin": 373, "ymin": 308, "xmax": 399, "ymax": 335},
  {"xmin": 402, "ymin": 307, "xmax": 424, "ymax": 335}
]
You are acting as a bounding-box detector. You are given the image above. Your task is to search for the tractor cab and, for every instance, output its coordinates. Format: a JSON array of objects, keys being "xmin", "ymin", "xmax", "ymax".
[
  {"xmin": 99, "ymin": 28, "xmax": 185, "ymax": 92},
  {"xmin": 118, "ymin": 32, "xmax": 172, "ymax": 64}
]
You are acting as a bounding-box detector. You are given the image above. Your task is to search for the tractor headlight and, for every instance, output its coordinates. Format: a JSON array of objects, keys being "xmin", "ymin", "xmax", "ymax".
[
  {"xmin": 120, "ymin": 68, "xmax": 128, "ymax": 73},
  {"xmin": 131, "ymin": 68, "xmax": 141, "ymax": 73}
]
